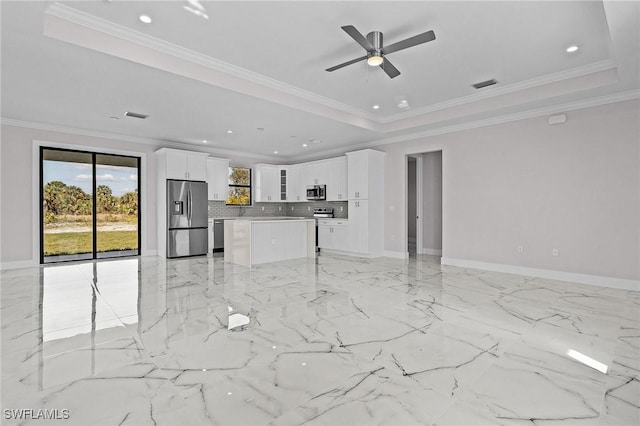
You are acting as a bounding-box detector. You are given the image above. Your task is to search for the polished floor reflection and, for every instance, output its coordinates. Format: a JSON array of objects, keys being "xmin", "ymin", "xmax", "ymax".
[{"xmin": 1, "ymin": 254, "xmax": 638, "ymax": 425}]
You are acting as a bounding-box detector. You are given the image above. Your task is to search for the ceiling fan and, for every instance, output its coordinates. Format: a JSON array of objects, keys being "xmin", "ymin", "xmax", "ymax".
[{"xmin": 326, "ymin": 25, "xmax": 436, "ymax": 79}]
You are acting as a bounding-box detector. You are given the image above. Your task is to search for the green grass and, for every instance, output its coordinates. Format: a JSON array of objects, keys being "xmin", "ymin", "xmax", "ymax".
[{"xmin": 44, "ymin": 231, "xmax": 138, "ymax": 256}]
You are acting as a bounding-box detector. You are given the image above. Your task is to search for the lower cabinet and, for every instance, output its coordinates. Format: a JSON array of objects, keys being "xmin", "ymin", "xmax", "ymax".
[
  {"xmin": 348, "ymin": 200, "xmax": 371, "ymax": 255},
  {"xmin": 318, "ymin": 220, "xmax": 349, "ymax": 252}
]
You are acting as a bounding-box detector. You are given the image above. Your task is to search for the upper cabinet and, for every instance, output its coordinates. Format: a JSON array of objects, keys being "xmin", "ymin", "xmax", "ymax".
[
  {"xmin": 325, "ymin": 156, "xmax": 347, "ymax": 201},
  {"xmin": 287, "ymin": 165, "xmax": 305, "ymax": 202},
  {"xmin": 347, "ymin": 149, "xmax": 383, "ymax": 200},
  {"xmin": 207, "ymin": 157, "xmax": 229, "ymax": 201},
  {"xmin": 255, "ymin": 164, "xmax": 282, "ymax": 202},
  {"xmin": 160, "ymin": 148, "xmax": 208, "ymax": 181}
]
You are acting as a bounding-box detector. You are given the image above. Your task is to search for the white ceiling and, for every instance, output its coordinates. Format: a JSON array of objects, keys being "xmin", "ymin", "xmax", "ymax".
[{"xmin": 1, "ymin": 1, "xmax": 638, "ymax": 162}]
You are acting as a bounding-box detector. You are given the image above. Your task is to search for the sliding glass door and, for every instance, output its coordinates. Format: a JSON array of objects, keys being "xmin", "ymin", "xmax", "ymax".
[{"xmin": 41, "ymin": 148, "xmax": 140, "ymax": 264}]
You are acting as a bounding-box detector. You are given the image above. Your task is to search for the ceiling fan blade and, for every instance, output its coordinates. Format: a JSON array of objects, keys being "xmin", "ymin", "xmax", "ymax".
[
  {"xmin": 382, "ymin": 30, "xmax": 435, "ymax": 55},
  {"xmin": 380, "ymin": 58, "xmax": 401, "ymax": 79},
  {"xmin": 325, "ymin": 55, "xmax": 367, "ymax": 72},
  {"xmin": 341, "ymin": 25, "xmax": 374, "ymax": 51}
]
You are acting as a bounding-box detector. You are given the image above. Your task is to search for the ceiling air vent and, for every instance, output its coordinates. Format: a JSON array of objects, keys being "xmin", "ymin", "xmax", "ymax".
[
  {"xmin": 124, "ymin": 111, "xmax": 149, "ymax": 119},
  {"xmin": 472, "ymin": 79, "xmax": 498, "ymax": 89}
]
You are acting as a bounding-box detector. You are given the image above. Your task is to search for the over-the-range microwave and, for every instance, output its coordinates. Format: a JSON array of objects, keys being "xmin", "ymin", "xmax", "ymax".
[{"xmin": 306, "ymin": 185, "xmax": 326, "ymax": 200}]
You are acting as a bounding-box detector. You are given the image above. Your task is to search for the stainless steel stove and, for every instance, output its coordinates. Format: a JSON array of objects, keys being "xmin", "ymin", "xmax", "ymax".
[{"xmin": 313, "ymin": 208, "xmax": 334, "ymax": 219}]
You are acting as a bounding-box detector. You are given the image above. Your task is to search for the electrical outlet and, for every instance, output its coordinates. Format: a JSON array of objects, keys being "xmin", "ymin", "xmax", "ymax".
[
  {"xmin": 517, "ymin": 245, "xmax": 524, "ymax": 254},
  {"xmin": 271, "ymin": 239, "xmax": 276, "ymax": 245},
  {"xmin": 340, "ymin": 206, "xmax": 344, "ymax": 212},
  {"xmin": 291, "ymin": 206, "xmax": 294, "ymax": 211},
  {"xmin": 552, "ymin": 248, "xmax": 559, "ymax": 256},
  {"xmin": 261, "ymin": 206, "xmax": 265, "ymax": 211},
  {"xmin": 278, "ymin": 206, "xmax": 282, "ymax": 211},
  {"xmin": 307, "ymin": 206, "xmax": 311, "ymax": 211}
]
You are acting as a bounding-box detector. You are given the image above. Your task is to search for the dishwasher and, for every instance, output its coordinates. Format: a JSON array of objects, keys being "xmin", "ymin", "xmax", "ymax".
[{"xmin": 213, "ymin": 219, "xmax": 225, "ymax": 253}]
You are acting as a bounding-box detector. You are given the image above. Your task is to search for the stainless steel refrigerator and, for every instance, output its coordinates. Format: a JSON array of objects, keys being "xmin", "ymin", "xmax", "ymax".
[{"xmin": 167, "ymin": 179, "xmax": 208, "ymax": 258}]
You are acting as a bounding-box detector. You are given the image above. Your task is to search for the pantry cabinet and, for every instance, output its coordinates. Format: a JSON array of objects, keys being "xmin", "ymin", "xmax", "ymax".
[{"xmin": 346, "ymin": 149, "xmax": 384, "ymax": 257}]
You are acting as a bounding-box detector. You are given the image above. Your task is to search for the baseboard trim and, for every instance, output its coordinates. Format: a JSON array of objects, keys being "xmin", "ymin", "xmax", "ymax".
[
  {"xmin": 423, "ymin": 248, "xmax": 443, "ymax": 256},
  {"xmin": 383, "ymin": 250, "xmax": 409, "ymax": 259},
  {"xmin": 143, "ymin": 250, "xmax": 158, "ymax": 257},
  {"xmin": 440, "ymin": 257, "xmax": 640, "ymax": 291},
  {"xmin": 0, "ymin": 259, "xmax": 37, "ymax": 270}
]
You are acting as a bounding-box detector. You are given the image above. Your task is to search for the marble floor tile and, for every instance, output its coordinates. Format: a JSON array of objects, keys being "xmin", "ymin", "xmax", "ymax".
[{"xmin": 1, "ymin": 254, "xmax": 638, "ymax": 425}]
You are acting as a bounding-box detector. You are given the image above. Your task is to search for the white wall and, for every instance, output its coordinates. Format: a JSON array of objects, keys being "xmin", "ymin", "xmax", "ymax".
[
  {"xmin": 423, "ymin": 151, "xmax": 442, "ymax": 253},
  {"xmin": 382, "ymin": 100, "xmax": 640, "ymax": 282},
  {"xmin": 0, "ymin": 125, "xmax": 158, "ymax": 266},
  {"xmin": 0, "ymin": 124, "xmax": 281, "ymax": 268}
]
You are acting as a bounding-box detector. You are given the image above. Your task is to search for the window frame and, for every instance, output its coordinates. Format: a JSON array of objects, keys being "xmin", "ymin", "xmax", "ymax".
[{"xmin": 226, "ymin": 166, "xmax": 252, "ymax": 206}]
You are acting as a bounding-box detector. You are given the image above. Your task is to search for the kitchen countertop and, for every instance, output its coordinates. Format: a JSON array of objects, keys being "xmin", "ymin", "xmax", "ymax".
[
  {"xmin": 213, "ymin": 216, "xmax": 307, "ymax": 220},
  {"xmin": 231, "ymin": 217, "xmax": 313, "ymax": 222}
]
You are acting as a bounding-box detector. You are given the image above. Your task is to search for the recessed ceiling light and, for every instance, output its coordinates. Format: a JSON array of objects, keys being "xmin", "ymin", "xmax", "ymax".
[
  {"xmin": 373, "ymin": 105, "xmax": 380, "ymax": 110},
  {"xmin": 202, "ymin": 140, "xmax": 208, "ymax": 143},
  {"xmin": 226, "ymin": 130, "xmax": 233, "ymax": 134},
  {"xmin": 397, "ymin": 100, "xmax": 410, "ymax": 109},
  {"xmin": 290, "ymin": 135, "xmax": 296, "ymax": 138},
  {"xmin": 109, "ymin": 116, "xmax": 119, "ymax": 120},
  {"xmin": 257, "ymin": 127, "xmax": 265, "ymax": 131},
  {"xmin": 138, "ymin": 14, "xmax": 152, "ymax": 24},
  {"xmin": 273, "ymin": 150, "xmax": 278, "ymax": 154},
  {"xmin": 566, "ymin": 45, "xmax": 579, "ymax": 53},
  {"xmin": 310, "ymin": 139, "xmax": 322, "ymax": 144},
  {"xmin": 302, "ymin": 143, "xmax": 308, "ymax": 147}
]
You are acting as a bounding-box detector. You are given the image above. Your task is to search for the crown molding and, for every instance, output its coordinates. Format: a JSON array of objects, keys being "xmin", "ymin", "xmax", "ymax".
[
  {"xmin": 44, "ymin": 3, "xmax": 623, "ymax": 135},
  {"xmin": 379, "ymin": 59, "xmax": 618, "ymax": 123},
  {"xmin": 44, "ymin": 3, "xmax": 377, "ymax": 123},
  {"xmin": 0, "ymin": 118, "xmax": 281, "ymax": 163},
  {"xmin": 3, "ymin": 89, "xmax": 638, "ymax": 164},
  {"xmin": 287, "ymin": 89, "xmax": 640, "ymax": 162}
]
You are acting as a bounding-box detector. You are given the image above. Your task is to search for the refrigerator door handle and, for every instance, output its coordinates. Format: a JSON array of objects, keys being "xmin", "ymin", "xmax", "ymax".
[{"xmin": 187, "ymin": 188, "xmax": 192, "ymax": 223}]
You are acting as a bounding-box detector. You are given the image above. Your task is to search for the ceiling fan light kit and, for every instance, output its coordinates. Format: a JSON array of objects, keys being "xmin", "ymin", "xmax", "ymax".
[{"xmin": 326, "ymin": 25, "xmax": 436, "ymax": 79}]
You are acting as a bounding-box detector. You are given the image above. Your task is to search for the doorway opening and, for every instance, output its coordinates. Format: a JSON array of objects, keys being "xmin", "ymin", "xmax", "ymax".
[
  {"xmin": 407, "ymin": 151, "xmax": 442, "ymax": 257},
  {"xmin": 40, "ymin": 147, "xmax": 141, "ymax": 264}
]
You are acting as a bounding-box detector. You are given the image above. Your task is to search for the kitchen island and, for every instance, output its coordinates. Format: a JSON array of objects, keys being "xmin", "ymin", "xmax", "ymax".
[{"xmin": 224, "ymin": 218, "xmax": 315, "ymax": 267}]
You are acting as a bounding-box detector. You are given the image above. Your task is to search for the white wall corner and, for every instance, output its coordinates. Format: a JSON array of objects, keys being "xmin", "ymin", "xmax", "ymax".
[{"xmin": 441, "ymin": 257, "xmax": 640, "ymax": 292}]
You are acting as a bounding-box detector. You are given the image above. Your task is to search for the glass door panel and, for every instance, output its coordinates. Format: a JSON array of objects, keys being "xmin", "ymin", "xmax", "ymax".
[
  {"xmin": 42, "ymin": 149, "xmax": 94, "ymax": 263},
  {"xmin": 95, "ymin": 154, "xmax": 139, "ymax": 259}
]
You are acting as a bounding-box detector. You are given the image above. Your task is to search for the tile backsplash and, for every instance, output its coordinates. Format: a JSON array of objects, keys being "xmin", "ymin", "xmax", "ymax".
[{"xmin": 209, "ymin": 201, "xmax": 348, "ymax": 219}]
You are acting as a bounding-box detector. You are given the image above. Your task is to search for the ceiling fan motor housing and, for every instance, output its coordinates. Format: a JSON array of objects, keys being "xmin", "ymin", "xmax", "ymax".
[{"xmin": 366, "ymin": 31, "xmax": 384, "ymax": 56}]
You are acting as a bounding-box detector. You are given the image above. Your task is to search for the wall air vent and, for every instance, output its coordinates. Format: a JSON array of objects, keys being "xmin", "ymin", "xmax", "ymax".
[
  {"xmin": 472, "ymin": 79, "xmax": 498, "ymax": 89},
  {"xmin": 124, "ymin": 111, "xmax": 149, "ymax": 119}
]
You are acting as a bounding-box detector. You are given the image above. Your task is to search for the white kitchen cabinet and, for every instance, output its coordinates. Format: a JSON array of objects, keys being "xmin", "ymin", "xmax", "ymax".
[
  {"xmin": 255, "ymin": 164, "xmax": 280, "ymax": 202},
  {"xmin": 346, "ymin": 149, "xmax": 385, "ymax": 257},
  {"xmin": 346, "ymin": 150, "xmax": 384, "ymax": 203},
  {"xmin": 278, "ymin": 167, "xmax": 288, "ymax": 201},
  {"xmin": 348, "ymin": 200, "xmax": 370, "ymax": 254},
  {"xmin": 207, "ymin": 157, "xmax": 229, "ymax": 201},
  {"xmin": 287, "ymin": 165, "xmax": 305, "ymax": 202},
  {"xmin": 318, "ymin": 219, "xmax": 349, "ymax": 252},
  {"xmin": 305, "ymin": 162, "xmax": 327, "ymax": 186},
  {"xmin": 161, "ymin": 148, "xmax": 208, "ymax": 181},
  {"xmin": 326, "ymin": 156, "xmax": 347, "ymax": 201}
]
